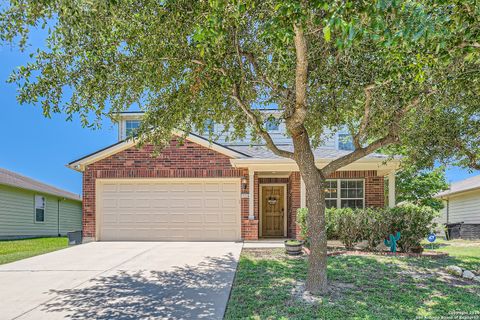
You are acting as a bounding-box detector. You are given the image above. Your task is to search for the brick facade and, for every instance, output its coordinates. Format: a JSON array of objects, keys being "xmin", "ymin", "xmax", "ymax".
[
  {"xmin": 81, "ymin": 138, "xmax": 386, "ymax": 241},
  {"xmin": 82, "ymin": 139, "xmax": 248, "ymax": 239}
]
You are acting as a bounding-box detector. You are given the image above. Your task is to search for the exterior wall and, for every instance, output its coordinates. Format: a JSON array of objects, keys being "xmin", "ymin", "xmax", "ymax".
[
  {"xmin": 439, "ymin": 190, "xmax": 480, "ymax": 225},
  {"xmin": 0, "ymin": 184, "xmax": 82, "ymax": 239},
  {"xmin": 327, "ymin": 170, "xmax": 385, "ymax": 208},
  {"xmin": 82, "ymin": 139, "xmax": 249, "ymax": 240}
]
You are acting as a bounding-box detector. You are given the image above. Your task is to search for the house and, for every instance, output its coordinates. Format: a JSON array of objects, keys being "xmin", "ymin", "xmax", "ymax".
[
  {"xmin": 0, "ymin": 168, "xmax": 82, "ymax": 239},
  {"xmin": 68, "ymin": 111, "xmax": 399, "ymax": 242},
  {"xmin": 436, "ymin": 175, "xmax": 480, "ymax": 239}
]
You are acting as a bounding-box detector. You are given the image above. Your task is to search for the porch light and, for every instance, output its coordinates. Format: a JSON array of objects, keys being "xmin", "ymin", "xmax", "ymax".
[{"xmin": 241, "ymin": 176, "xmax": 248, "ymax": 190}]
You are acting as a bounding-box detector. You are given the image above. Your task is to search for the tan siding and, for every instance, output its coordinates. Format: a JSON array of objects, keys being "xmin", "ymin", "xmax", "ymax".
[{"xmin": 0, "ymin": 185, "xmax": 82, "ymax": 237}]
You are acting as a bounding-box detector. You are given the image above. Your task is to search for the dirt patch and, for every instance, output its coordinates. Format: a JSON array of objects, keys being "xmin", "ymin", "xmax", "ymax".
[
  {"xmin": 243, "ymin": 248, "xmax": 306, "ymax": 260},
  {"xmin": 290, "ymin": 280, "xmax": 356, "ymax": 305}
]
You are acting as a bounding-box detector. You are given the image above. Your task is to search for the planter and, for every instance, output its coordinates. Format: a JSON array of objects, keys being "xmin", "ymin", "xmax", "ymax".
[{"xmin": 285, "ymin": 240, "xmax": 304, "ymax": 255}]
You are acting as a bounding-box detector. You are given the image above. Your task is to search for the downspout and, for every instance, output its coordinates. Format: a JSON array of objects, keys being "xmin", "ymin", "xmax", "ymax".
[{"xmin": 57, "ymin": 199, "xmax": 60, "ymax": 236}]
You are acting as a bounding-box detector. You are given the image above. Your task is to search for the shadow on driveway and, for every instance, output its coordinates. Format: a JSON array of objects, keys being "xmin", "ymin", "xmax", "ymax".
[{"xmin": 41, "ymin": 253, "xmax": 237, "ymax": 320}]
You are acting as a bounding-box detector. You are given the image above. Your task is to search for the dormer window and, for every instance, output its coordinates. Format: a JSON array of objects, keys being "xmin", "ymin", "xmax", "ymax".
[
  {"xmin": 126, "ymin": 120, "xmax": 141, "ymax": 137},
  {"xmin": 265, "ymin": 118, "xmax": 279, "ymax": 132},
  {"xmin": 338, "ymin": 133, "xmax": 354, "ymax": 151},
  {"xmin": 203, "ymin": 119, "xmax": 214, "ymax": 134}
]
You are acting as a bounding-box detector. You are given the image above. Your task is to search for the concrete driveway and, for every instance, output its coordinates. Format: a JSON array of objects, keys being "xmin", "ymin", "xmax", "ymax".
[{"xmin": 0, "ymin": 241, "xmax": 243, "ymax": 320}]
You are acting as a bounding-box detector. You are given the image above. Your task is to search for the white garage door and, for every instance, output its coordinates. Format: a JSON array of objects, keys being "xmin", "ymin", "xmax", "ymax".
[{"xmin": 96, "ymin": 179, "xmax": 241, "ymax": 241}]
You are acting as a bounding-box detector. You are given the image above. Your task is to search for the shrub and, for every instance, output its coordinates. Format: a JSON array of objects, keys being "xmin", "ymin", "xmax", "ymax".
[
  {"xmin": 387, "ymin": 202, "xmax": 439, "ymax": 252},
  {"xmin": 358, "ymin": 208, "xmax": 389, "ymax": 251},
  {"xmin": 325, "ymin": 208, "xmax": 338, "ymax": 239},
  {"xmin": 296, "ymin": 207, "xmax": 308, "ymax": 240},
  {"xmin": 334, "ymin": 208, "xmax": 363, "ymax": 250}
]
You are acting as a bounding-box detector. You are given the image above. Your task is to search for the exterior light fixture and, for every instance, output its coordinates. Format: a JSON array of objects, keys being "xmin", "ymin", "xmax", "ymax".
[{"xmin": 241, "ymin": 176, "xmax": 248, "ymax": 190}]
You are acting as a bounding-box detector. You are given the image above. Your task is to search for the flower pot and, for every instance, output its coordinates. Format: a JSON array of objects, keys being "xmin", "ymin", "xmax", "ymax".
[{"xmin": 284, "ymin": 240, "xmax": 304, "ymax": 256}]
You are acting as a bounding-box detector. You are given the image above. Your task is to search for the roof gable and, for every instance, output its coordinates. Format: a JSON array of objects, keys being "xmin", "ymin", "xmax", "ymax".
[{"xmin": 68, "ymin": 130, "xmax": 250, "ymax": 171}]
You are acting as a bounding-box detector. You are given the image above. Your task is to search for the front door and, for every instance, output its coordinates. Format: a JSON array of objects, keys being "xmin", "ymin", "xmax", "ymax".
[{"xmin": 261, "ymin": 185, "xmax": 285, "ymax": 237}]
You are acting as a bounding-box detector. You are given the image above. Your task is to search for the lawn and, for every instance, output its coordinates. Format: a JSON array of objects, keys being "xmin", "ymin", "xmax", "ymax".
[
  {"xmin": 225, "ymin": 242, "xmax": 480, "ymax": 319},
  {"xmin": 0, "ymin": 237, "xmax": 68, "ymax": 265}
]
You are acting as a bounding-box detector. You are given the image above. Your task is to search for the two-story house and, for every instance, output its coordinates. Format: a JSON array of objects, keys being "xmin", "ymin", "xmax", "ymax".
[{"xmin": 68, "ymin": 111, "xmax": 399, "ymax": 242}]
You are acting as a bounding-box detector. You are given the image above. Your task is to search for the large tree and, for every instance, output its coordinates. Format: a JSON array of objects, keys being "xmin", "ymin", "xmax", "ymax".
[
  {"xmin": 1, "ymin": 0, "xmax": 479, "ymax": 294},
  {"xmin": 396, "ymin": 166, "xmax": 449, "ymax": 211}
]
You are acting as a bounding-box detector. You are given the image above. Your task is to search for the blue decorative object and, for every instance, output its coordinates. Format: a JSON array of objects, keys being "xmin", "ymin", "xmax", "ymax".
[
  {"xmin": 384, "ymin": 231, "xmax": 401, "ymax": 253},
  {"xmin": 427, "ymin": 233, "xmax": 436, "ymax": 243}
]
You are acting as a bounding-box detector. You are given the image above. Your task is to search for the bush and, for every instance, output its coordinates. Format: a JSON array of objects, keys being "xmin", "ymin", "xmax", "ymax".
[
  {"xmin": 333, "ymin": 208, "xmax": 363, "ymax": 250},
  {"xmin": 297, "ymin": 203, "xmax": 439, "ymax": 253},
  {"xmin": 387, "ymin": 202, "xmax": 439, "ymax": 252},
  {"xmin": 358, "ymin": 208, "xmax": 389, "ymax": 251}
]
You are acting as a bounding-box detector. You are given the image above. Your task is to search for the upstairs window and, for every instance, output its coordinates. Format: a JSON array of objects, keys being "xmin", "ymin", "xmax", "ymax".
[
  {"xmin": 34, "ymin": 195, "xmax": 46, "ymax": 223},
  {"xmin": 265, "ymin": 118, "xmax": 279, "ymax": 132},
  {"xmin": 125, "ymin": 120, "xmax": 141, "ymax": 137},
  {"xmin": 338, "ymin": 133, "xmax": 354, "ymax": 151},
  {"xmin": 323, "ymin": 180, "xmax": 364, "ymax": 209},
  {"xmin": 203, "ymin": 119, "xmax": 215, "ymax": 134}
]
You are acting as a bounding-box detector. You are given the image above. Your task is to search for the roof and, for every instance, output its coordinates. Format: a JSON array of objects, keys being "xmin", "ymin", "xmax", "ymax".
[
  {"xmin": 0, "ymin": 168, "xmax": 81, "ymax": 201},
  {"xmin": 228, "ymin": 145, "xmax": 391, "ymax": 160},
  {"xmin": 436, "ymin": 175, "xmax": 480, "ymax": 198},
  {"xmin": 67, "ymin": 130, "xmax": 251, "ymax": 172}
]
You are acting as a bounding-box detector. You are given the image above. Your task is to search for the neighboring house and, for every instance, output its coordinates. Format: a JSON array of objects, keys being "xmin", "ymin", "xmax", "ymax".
[
  {"xmin": 68, "ymin": 111, "xmax": 399, "ymax": 242},
  {"xmin": 0, "ymin": 168, "xmax": 82, "ymax": 239},
  {"xmin": 435, "ymin": 175, "xmax": 480, "ymax": 239}
]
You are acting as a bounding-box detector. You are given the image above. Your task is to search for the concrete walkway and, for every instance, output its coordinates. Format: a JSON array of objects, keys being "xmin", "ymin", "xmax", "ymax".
[{"xmin": 0, "ymin": 241, "xmax": 242, "ymax": 320}]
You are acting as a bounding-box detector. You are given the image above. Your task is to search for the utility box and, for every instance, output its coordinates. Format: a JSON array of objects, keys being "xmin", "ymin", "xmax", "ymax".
[{"xmin": 67, "ymin": 230, "xmax": 82, "ymax": 245}]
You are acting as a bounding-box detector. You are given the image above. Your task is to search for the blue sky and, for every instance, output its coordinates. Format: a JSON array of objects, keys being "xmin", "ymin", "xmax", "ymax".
[{"xmin": 0, "ymin": 33, "xmax": 478, "ymax": 195}]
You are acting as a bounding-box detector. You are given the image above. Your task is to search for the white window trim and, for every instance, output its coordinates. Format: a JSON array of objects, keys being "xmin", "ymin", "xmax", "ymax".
[
  {"xmin": 125, "ymin": 119, "xmax": 141, "ymax": 137},
  {"xmin": 34, "ymin": 195, "xmax": 46, "ymax": 223},
  {"xmin": 325, "ymin": 179, "xmax": 365, "ymax": 209}
]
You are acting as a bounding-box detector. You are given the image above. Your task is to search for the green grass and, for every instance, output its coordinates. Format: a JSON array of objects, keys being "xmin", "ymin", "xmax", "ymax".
[
  {"xmin": 0, "ymin": 237, "xmax": 68, "ymax": 265},
  {"xmin": 226, "ymin": 242, "xmax": 480, "ymax": 320}
]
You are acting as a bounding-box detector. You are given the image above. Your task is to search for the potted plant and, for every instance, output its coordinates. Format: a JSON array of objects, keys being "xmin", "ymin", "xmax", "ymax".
[{"xmin": 284, "ymin": 239, "xmax": 304, "ymax": 255}]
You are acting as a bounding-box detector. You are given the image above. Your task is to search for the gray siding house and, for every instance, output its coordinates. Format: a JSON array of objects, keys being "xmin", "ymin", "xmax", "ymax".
[
  {"xmin": 0, "ymin": 168, "xmax": 82, "ymax": 239},
  {"xmin": 436, "ymin": 175, "xmax": 480, "ymax": 239}
]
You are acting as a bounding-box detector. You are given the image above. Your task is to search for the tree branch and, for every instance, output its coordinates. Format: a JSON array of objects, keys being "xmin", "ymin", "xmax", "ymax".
[
  {"xmin": 353, "ymin": 84, "xmax": 376, "ymax": 149},
  {"xmin": 321, "ymin": 134, "xmax": 399, "ymax": 176},
  {"xmin": 230, "ymin": 83, "xmax": 294, "ymax": 159},
  {"xmin": 287, "ymin": 23, "xmax": 309, "ymax": 133}
]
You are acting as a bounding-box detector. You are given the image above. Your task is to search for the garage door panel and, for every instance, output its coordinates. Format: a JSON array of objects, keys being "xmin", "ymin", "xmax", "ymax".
[{"xmin": 98, "ymin": 179, "xmax": 241, "ymax": 241}]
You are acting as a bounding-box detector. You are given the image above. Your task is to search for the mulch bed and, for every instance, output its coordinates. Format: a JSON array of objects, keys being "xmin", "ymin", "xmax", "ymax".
[{"xmin": 303, "ymin": 247, "xmax": 449, "ymax": 258}]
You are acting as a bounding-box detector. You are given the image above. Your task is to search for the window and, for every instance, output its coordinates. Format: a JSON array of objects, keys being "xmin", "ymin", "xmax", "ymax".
[
  {"xmin": 340, "ymin": 180, "xmax": 364, "ymax": 208},
  {"xmin": 125, "ymin": 120, "xmax": 141, "ymax": 137},
  {"xmin": 323, "ymin": 179, "xmax": 364, "ymax": 209},
  {"xmin": 265, "ymin": 118, "xmax": 279, "ymax": 132},
  {"xmin": 203, "ymin": 119, "xmax": 214, "ymax": 134},
  {"xmin": 325, "ymin": 180, "xmax": 338, "ymax": 208},
  {"xmin": 35, "ymin": 195, "xmax": 45, "ymax": 222},
  {"xmin": 338, "ymin": 133, "xmax": 354, "ymax": 151}
]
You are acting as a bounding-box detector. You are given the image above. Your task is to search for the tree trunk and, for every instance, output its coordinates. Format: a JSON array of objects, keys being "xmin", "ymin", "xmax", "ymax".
[
  {"xmin": 291, "ymin": 131, "xmax": 328, "ymax": 294},
  {"xmin": 302, "ymin": 165, "xmax": 328, "ymax": 294}
]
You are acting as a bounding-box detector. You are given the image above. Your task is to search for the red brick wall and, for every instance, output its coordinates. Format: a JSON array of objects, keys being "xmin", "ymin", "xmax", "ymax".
[
  {"xmin": 82, "ymin": 139, "xmax": 250, "ymax": 239},
  {"xmin": 327, "ymin": 170, "xmax": 385, "ymax": 208},
  {"xmin": 288, "ymin": 172, "xmax": 301, "ymax": 238}
]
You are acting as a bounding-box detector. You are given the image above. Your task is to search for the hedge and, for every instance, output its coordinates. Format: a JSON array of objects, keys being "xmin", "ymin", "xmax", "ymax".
[{"xmin": 296, "ymin": 203, "xmax": 439, "ymax": 252}]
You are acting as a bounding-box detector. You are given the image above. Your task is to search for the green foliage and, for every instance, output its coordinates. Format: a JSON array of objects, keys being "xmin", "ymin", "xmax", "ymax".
[
  {"xmin": 0, "ymin": 1, "xmax": 478, "ymax": 170},
  {"xmin": 396, "ymin": 166, "xmax": 449, "ymax": 210},
  {"xmin": 300, "ymin": 205, "xmax": 438, "ymax": 252},
  {"xmin": 389, "ymin": 202, "xmax": 439, "ymax": 252},
  {"xmin": 332, "ymin": 208, "xmax": 363, "ymax": 250},
  {"xmin": 296, "ymin": 207, "xmax": 308, "ymax": 240}
]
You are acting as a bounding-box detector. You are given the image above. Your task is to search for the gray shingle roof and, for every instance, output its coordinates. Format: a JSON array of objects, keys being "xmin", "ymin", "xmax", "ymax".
[
  {"xmin": 228, "ymin": 145, "xmax": 390, "ymax": 160},
  {"xmin": 436, "ymin": 175, "xmax": 480, "ymax": 198},
  {"xmin": 0, "ymin": 168, "xmax": 81, "ymax": 201}
]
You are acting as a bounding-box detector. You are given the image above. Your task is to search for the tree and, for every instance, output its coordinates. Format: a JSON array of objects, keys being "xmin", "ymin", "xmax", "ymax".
[
  {"xmin": 1, "ymin": 1, "xmax": 479, "ymax": 294},
  {"xmin": 396, "ymin": 166, "xmax": 449, "ymax": 211}
]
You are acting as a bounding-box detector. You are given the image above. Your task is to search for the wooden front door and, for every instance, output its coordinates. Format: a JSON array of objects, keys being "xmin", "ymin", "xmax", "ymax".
[{"xmin": 261, "ymin": 185, "xmax": 285, "ymax": 237}]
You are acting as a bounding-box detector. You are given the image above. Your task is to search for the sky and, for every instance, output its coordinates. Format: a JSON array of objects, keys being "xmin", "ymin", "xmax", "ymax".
[{"xmin": 0, "ymin": 30, "xmax": 478, "ymax": 195}]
